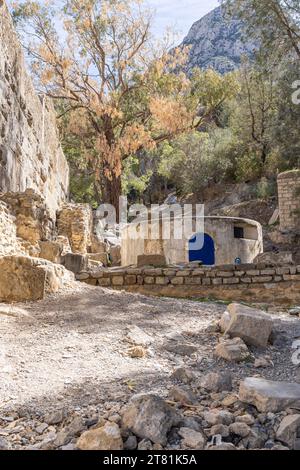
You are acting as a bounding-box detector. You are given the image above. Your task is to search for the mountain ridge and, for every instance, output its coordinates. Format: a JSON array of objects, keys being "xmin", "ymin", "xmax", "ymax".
[{"xmin": 180, "ymin": 5, "xmax": 258, "ymax": 74}]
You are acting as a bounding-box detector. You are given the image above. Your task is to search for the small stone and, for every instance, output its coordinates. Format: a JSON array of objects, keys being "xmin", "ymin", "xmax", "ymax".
[
  {"xmin": 168, "ymin": 386, "xmax": 197, "ymax": 405},
  {"xmin": 203, "ymin": 410, "xmax": 234, "ymax": 426},
  {"xmin": 35, "ymin": 423, "xmax": 48, "ymax": 434},
  {"xmin": 137, "ymin": 439, "xmax": 153, "ymax": 450},
  {"xmin": 61, "ymin": 443, "xmax": 76, "ymax": 451},
  {"xmin": 0, "ymin": 437, "xmax": 8, "ymax": 450},
  {"xmin": 77, "ymin": 422, "xmax": 123, "ymax": 450},
  {"xmin": 209, "ymin": 424, "xmax": 229, "ymax": 438},
  {"xmin": 121, "ymin": 393, "xmax": 179, "ymax": 445},
  {"xmin": 215, "ymin": 337, "xmax": 249, "ymax": 362},
  {"xmin": 44, "ymin": 410, "xmax": 64, "ymax": 425},
  {"xmin": 229, "ymin": 422, "xmax": 251, "ymax": 438},
  {"xmin": 125, "ymin": 326, "xmax": 153, "ymax": 346},
  {"xmin": 199, "ymin": 372, "xmax": 232, "ymax": 393},
  {"xmin": 171, "ymin": 367, "xmax": 195, "ymax": 384},
  {"xmin": 178, "ymin": 427, "xmax": 206, "ymax": 449},
  {"xmin": 254, "ymin": 358, "xmax": 269, "ymax": 368},
  {"xmin": 209, "ymin": 442, "xmax": 237, "ymax": 450},
  {"xmin": 124, "ymin": 435, "xmax": 137, "ymax": 450},
  {"xmin": 235, "ymin": 414, "xmax": 255, "ymax": 426},
  {"xmin": 164, "ymin": 341, "xmax": 197, "ymax": 356},
  {"xmin": 127, "ymin": 346, "xmax": 147, "ymax": 358},
  {"xmin": 289, "ymin": 307, "xmax": 300, "ymax": 316},
  {"xmin": 66, "ymin": 416, "xmax": 85, "ymax": 436}
]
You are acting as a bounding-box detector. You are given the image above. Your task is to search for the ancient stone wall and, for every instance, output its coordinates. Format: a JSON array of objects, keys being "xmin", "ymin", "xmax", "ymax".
[
  {"xmin": 278, "ymin": 170, "xmax": 300, "ymax": 232},
  {"xmin": 0, "ymin": 1, "xmax": 69, "ymax": 218},
  {"xmin": 76, "ymin": 263, "xmax": 300, "ymax": 305},
  {"xmin": 57, "ymin": 203, "xmax": 93, "ymax": 254}
]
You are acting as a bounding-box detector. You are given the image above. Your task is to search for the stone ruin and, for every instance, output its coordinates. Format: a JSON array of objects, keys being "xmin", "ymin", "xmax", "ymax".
[{"xmin": 0, "ymin": 1, "xmax": 120, "ymax": 302}]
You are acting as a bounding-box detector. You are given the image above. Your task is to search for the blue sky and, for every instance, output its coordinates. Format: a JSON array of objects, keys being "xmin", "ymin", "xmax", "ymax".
[{"xmin": 147, "ymin": 0, "xmax": 219, "ymax": 40}]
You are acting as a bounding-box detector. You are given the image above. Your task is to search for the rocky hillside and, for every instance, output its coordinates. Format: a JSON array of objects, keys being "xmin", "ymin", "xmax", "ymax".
[{"xmin": 181, "ymin": 5, "xmax": 257, "ymax": 74}]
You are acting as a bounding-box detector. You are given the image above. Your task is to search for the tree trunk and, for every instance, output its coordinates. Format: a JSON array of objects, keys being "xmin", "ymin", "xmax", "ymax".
[{"xmin": 102, "ymin": 171, "xmax": 122, "ymax": 223}]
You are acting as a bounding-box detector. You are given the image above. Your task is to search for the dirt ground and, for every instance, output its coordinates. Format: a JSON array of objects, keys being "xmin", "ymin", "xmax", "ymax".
[{"xmin": 1, "ymin": 283, "xmax": 300, "ymax": 422}]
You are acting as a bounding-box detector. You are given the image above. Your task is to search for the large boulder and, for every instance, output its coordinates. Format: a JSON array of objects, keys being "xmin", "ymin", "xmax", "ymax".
[
  {"xmin": 239, "ymin": 377, "xmax": 300, "ymax": 412},
  {"xmin": 0, "ymin": 255, "xmax": 74, "ymax": 302},
  {"xmin": 121, "ymin": 393, "xmax": 179, "ymax": 445},
  {"xmin": 222, "ymin": 303, "xmax": 273, "ymax": 348}
]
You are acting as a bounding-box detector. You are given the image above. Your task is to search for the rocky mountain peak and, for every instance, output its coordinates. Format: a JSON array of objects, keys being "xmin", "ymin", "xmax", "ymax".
[{"xmin": 181, "ymin": 5, "xmax": 258, "ymax": 74}]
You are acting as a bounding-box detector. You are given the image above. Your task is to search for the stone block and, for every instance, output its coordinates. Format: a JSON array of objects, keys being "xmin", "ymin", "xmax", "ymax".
[
  {"xmin": 62, "ymin": 253, "xmax": 88, "ymax": 274},
  {"xmin": 137, "ymin": 254, "xmax": 167, "ymax": 267}
]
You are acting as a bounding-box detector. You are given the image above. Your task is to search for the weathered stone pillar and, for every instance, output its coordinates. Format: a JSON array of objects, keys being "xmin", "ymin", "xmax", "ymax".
[{"xmin": 277, "ymin": 170, "xmax": 300, "ymax": 232}]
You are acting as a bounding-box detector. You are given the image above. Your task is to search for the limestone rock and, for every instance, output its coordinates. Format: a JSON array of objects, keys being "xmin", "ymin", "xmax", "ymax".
[
  {"xmin": 110, "ymin": 246, "xmax": 121, "ymax": 266},
  {"xmin": 229, "ymin": 422, "xmax": 251, "ymax": 438},
  {"xmin": 0, "ymin": 255, "xmax": 74, "ymax": 302},
  {"xmin": 199, "ymin": 372, "xmax": 232, "ymax": 393},
  {"xmin": 203, "ymin": 410, "xmax": 234, "ymax": 426},
  {"xmin": 57, "ymin": 203, "xmax": 93, "ymax": 254},
  {"xmin": 121, "ymin": 393, "xmax": 179, "ymax": 445},
  {"xmin": 62, "ymin": 253, "xmax": 88, "ymax": 275},
  {"xmin": 239, "ymin": 377, "xmax": 300, "ymax": 412},
  {"xmin": 223, "ymin": 303, "xmax": 273, "ymax": 348},
  {"xmin": 276, "ymin": 414, "xmax": 300, "ymax": 449},
  {"xmin": 215, "ymin": 337, "xmax": 249, "ymax": 362},
  {"xmin": 254, "ymin": 251, "xmax": 293, "ymax": 265},
  {"xmin": 77, "ymin": 422, "xmax": 123, "ymax": 450},
  {"xmin": 39, "ymin": 240, "xmax": 62, "ymax": 264},
  {"xmin": 125, "ymin": 325, "xmax": 153, "ymax": 347},
  {"xmin": 164, "ymin": 341, "xmax": 197, "ymax": 357},
  {"xmin": 124, "ymin": 435, "xmax": 137, "ymax": 450},
  {"xmin": 168, "ymin": 385, "xmax": 197, "ymax": 405},
  {"xmin": 171, "ymin": 367, "xmax": 196, "ymax": 384},
  {"xmin": 178, "ymin": 427, "xmax": 206, "ymax": 449},
  {"xmin": 219, "ymin": 310, "xmax": 231, "ymax": 333}
]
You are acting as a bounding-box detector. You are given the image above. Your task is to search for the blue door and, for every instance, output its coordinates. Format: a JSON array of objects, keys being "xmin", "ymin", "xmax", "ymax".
[{"xmin": 189, "ymin": 233, "xmax": 215, "ymax": 265}]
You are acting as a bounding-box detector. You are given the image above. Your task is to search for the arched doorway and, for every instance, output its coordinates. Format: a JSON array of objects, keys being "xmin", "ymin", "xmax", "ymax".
[{"xmin": 189, "ymin": 233, "xmax": 215, "ymax": 265}]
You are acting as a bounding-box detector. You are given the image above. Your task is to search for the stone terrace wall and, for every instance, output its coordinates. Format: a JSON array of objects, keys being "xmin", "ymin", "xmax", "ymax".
[
  {"xmin": 76, "ymin": 263, "xmax": 300, "ymax": 306},
  {"xmin": 0, "ymin": 1, "xmax": 69, "ymax": 218},
  {"xmin": 278, "ymin": 170, "xmax": 300, "ymax": 232}
]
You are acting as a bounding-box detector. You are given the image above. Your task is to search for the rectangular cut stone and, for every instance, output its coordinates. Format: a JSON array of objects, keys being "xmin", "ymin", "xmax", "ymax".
[
  {"xmin": 223, "ymin": 278, "xmax": 239, "ymax": 285},
  {"xmin": 176, "ymin": 270, "xmax": 191, "ymax": 277},
  {"xmin": 171, "ymin": 277, "xmax": 184, "ymax": 285},
  {"xmin": 111, "ymin": 276, "xmax": 124, "ymax": 286},
  {"xmin": 185, "ymin": 277, "xmax": 201, "ymax": 285},
  {"xmin": 156, "ymin": 276, "xmax": 169, "ymax": 285},
  {"xmin": 217, "ymin": 271, "xmax": 234, "ymax": 278},
  {"xmin": 239, "ymin": 378, "xmax": 300, "ymax": 412},
  {"xmin": 212, "ymin": 278, "xmax": 223, "ymax": 285},
  {"xmin": 144, "ymin": 268, "xmax": 162, "ymax": 276},
  {"xmin": 202, "ymin": 278, "xmax": 211, "ymax": 286},
  {"xmin": 240, "ymin": 277, "xmax": 252, "ymax": 283},
  {"xmin": 137, "ymin": 254, "xmax": 166, "ymax": 267},
  {"xmin": 260, "ymin": 269, "xmax": 276, "ymax": 276},
  {"xmin": 144, "ymin": 276, "xmax": 155, "ymax": 284},
  {"xmin": 98, "ymin": 278, "xmax": 111, "ymax": 286},
  {"xmin": 163, "ymin": 270, "xmax": 176, "ymax": 276},
  {"xmin": 252, "ymin": 276, "xmax": 273, "ymax": 283},
  {"xmin": 192, "ymin": 269, "xmax": 205, "ymax": 276},
  {"xmin": 283, "ymin": 274, "xmax": 300, "ymax": 281},
  {"xmin": 125, "ymin": 275, "xmax": 137, "ymax": 285},
  {"xmin": 246, "ymin": 270, "xmax": 260, "ymax": 276},
  {"xmin": 276, "ymin": 267, "xmax": 291, "ymax": 275}
]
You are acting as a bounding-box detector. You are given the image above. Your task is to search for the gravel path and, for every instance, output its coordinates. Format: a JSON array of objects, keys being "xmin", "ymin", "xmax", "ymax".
[{"xmin": 1, "ymin": 283, "xmax": 300, "ymax": 418}]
